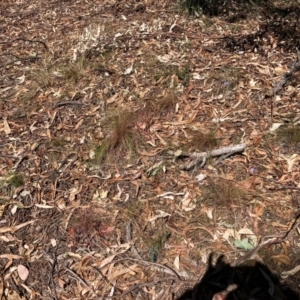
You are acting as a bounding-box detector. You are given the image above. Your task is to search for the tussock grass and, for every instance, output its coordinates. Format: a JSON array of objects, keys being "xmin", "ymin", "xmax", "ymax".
[
  {"xmin": 186, "ymin": 130, "xmax": 219, "ymax": 151},
  {"xmin": 201, "ymin": 176, "xmax": 246, "ymax": 227},
  {"xmin": 67, "ymin": 207, "xmax": 112, "ymax": 250},
  {"xmin": 147, "ymin": 223, "xmax": 171, "ymax": 262},
  {"xmin": 156, "ymin": 92, "xmax": 177, "ymax": 113},
  {"xmin": 124, "ymin": 201, "xmax": 144, "ymax": 219},
  {"xmin": 203, "ymin": 177, "xmax": 245, "ymax": 207},
  {"xmin": 61, "ymin": 56, "xmax": 86, "ymax": 84},
  {"xmin": 154, "ymin": 63, "xmax": 191, "ymax": 85},
  {"xmin": 50, "ymin": 138, "xmax": 68, "ymax": 148},
  {"xmin": 0, "ymin": 173, "xmax": 24, "ymax": 202},
  {"xmin": 140, "ymin": 54, "xmax": 190, "ymax": 87},
  {"xmin": 28, "ymin": 65, "xmax": 56, "ymax": 90},
  {"xmin": 94, "ymin": 109, "xmax": 141, "ymax": 163},
  {"xmin": 146, "ymin": 90, "xmax": 178, "ymax": 117},
  {"xmin": 26, "ymin": 55, "xmax": 86, "ymax": 91},
  {"xmin": 276, "ymin": 125, "xmax": 300, "ymax": 147}
]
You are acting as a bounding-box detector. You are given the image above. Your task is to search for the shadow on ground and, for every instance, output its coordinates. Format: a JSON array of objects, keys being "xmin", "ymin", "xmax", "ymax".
[
  {"xmin": 177, "ymin": 254, "xmax": 299, "ymax": 300},
  {"xmin": 184, "ymin": 0, "xmax": 300, "ymax": 52}
]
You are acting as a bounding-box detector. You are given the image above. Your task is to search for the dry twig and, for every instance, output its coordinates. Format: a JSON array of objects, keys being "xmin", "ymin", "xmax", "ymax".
[
  {"xmin": 233, "ymin": 215, "xmax": 300, "ymax": 266},
  {"xmin": 54, "ymin": 101, "xmax": 88, "ymax": 107}
]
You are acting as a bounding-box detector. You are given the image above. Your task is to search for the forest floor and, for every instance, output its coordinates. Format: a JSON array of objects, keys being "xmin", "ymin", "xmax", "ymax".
[{"xmin": 0, "ymin": 0, "xmax": 300, "ymax": 299}]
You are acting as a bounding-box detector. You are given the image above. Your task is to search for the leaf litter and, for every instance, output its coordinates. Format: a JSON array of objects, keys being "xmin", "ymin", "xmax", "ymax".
[{"xmin": 0, "ymin": 0, "xmax": 300, "ymax": 299}]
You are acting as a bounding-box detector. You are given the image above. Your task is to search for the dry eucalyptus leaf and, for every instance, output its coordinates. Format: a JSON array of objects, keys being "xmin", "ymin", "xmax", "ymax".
[
  {"xmin": 3, "ymin": 118, "xmax": 11, "ymax": 134},
  {"xmin": 17, "ymin": 264, "xmax": 29, "ymax": 281}
]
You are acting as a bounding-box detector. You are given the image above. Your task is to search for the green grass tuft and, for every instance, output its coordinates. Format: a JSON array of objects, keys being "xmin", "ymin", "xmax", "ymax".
[{"xmin": 7, "ymin": 173, "xmax": 24, "ymax": 188}]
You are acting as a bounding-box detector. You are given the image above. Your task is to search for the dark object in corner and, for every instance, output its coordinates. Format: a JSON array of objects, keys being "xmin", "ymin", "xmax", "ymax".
[{"xmin": 177, "ymin": 254, "xmax": 299, "ymax": 300}]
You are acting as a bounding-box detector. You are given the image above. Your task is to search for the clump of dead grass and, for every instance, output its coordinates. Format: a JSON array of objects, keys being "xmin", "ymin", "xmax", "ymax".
[
  {"xmin": 186, "ymin": 130, "xmax": 219, "ymax": 151},
  {"xmin": 26, "ymin": 55, "xmax": 86, "ymax": 90},
  {"xmin": 19, "ymin": 56, "xmax": 86, "ymax": 106},
  {"xmin": 7, "ymin": 173, "xmax": 24, "ymax": 188},
  {"xmin": 93, "ymin": 109, "xmax": 141, "ymax": 163},
  {"xmin": 67, "ymin": 207, "xmax": 113, "ymax": 251},
  {"xmin": 18, "ymin": 63, "xmax": 54, "ymax": 105},
  {"xmin": 146, "ymin": 222, "xmax": 171, "ymax": 262},
  {"xmin": 156, "ymin": 92, "xmax": 177, "ymax": 113},
  {"xmin": 154, "ymin": 63, "xmax": 190, "ymax": 86},
  {"xmin": 140, "ymin": 54, "xmax": 190, "ymax": 87},
  {"xmin": 203, "ymin": 177, "xmax": 246, "ymax": 207},
  {"xmin": 276, "ymin": 125, "xmax": 300, "ymax": 148},
  {"xmin": 124, "ymin": 201, "xmax": 144, "ymax": 219},
  {"xmin": 0, "ymin": 173, "xmax": 24, "ymax": 202},
  {"xmin": 60, "ymin": 56, "xmax": 86, "ymax": 84},
  {"xmin": 28, "ymin": 64, "xmax": 56, "ymax": 90},
  {"xmin": 200, "ymin": 177, "xmax": 246, "ymax": 228},
  {"xmin": 147, "ymin": 89, "xmax": 178, "ymax": 116},
  {"xmin": 50, "ymin": 138, "xmax": 68, "ymax": 148}
]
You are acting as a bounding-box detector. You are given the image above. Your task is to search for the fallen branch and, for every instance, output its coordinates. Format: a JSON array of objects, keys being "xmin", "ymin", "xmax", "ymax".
[
  {"xmin": 232, "ymin": 215, "xmax": 300, "ymax": 267},
  {"xmin": 178, "ymin": 143, "xmax": 246, "ymax": 170},
  {"xmin": 267, "ymin": 48, "xmax": 300, "ymax": 97}
]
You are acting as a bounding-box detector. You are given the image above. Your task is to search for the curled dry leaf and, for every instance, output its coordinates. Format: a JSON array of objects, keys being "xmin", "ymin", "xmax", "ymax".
[{"xmin": 271, "ymin": 254, "xmax": 291, "ymax": 266}]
